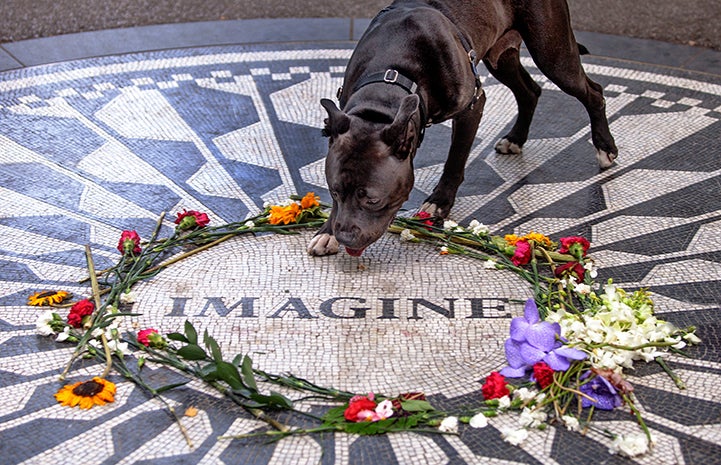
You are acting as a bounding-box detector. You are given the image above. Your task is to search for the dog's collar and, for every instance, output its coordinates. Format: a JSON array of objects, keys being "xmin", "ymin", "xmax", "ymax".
[{"xmin": 344, "ymin": 69, "xmax": 429, "ymax": 146}]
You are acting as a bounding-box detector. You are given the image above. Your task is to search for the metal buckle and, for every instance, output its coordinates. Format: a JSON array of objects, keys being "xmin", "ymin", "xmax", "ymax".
[{"xmin": 383, "ymin": 69, "xmax": 399, "ymax": 83}]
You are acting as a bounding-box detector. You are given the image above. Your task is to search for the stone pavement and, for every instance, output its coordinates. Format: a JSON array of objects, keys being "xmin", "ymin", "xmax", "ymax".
[{"xmin": 1, "ymin": 16, "xmax": 721, "ymax": 465}]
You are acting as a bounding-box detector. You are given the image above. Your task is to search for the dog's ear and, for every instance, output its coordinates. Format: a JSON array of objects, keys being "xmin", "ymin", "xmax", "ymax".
[
  {"xmin": 381, "ymin": 94, "xmax": 420, "ymax": 159},
  {"xmin": 320, "ymin": 98, "xmax": 350, "ymax": 137}
]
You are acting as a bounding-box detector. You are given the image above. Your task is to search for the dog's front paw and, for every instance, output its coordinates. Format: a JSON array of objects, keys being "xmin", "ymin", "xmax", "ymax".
[
  {"xmin": 419, "ymin": 202, "xmax": 449, "ymax": 219},
  {"xmin": 307, "ymin": 233, "xmax": 340, "ymax": 256},
  {"xmin": 596, "ymin": 149, "xmax": 618, "ymax": 169},
  {"xmin": 495, "ymin": 138, "xmax": 522, "ymax": 155}
]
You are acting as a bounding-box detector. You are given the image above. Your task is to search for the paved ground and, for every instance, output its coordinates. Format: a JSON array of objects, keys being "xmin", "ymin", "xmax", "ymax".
[
  {"xmin": 1, "ymin": 4, "xmax": 721, "ymax": 465},
  {"xmin": 1, "ymin": 0, "xmax": 720, "ymax": 51}
]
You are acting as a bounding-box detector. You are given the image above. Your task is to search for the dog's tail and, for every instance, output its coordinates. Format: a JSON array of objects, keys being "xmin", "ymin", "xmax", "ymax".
[{"xmin": 578, "ymin": 43, "xmax": 590, "ymax": 55}]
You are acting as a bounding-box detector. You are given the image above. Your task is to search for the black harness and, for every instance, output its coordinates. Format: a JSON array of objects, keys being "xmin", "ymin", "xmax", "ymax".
[{"xmin": 336, "ymin": 7, "xmax": 484, "ymax": 146}]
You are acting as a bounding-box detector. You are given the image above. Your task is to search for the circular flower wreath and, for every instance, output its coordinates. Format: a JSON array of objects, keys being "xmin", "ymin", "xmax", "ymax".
[{"xmin": 31, "ymin": 192, "xmax": 698, "ymax": 457}]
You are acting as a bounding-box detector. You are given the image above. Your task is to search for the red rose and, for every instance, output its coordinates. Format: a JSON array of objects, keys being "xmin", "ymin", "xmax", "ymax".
[
  {"xmin": 343, "ymin": 396, "xmax": 377, "ymax": 421},
  {"xmin": 554, "ymin": 261, "xmax": 585, "ymax": 281},
  {"xmin": 482, "ymin": 371, "xmax": 510, "ymax": 400},
  {"xmin": 511, "ymin": 240, "xmax": 532, "ymax": 266},
  {"xmin": 67, "ymin": 299, "xmax": 95, "ymax": 328},
  {"xmin": 117, "ymin": 230, "xmax": 141, "ymax": 255},
  {"xmin": 175, "ymin": 210, "xmax": 210, "ymax": 230},
  {"xmin": 532, "ymin": 362, "xmax": 555, "ymax": 389},
  {"xmin": 559, "ymin": 236, "xmax": 590, "ymax": 258}
]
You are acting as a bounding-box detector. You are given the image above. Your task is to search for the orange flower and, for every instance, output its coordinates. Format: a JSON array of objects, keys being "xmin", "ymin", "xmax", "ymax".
[
  {"xmin": 268, "ymin": 203, "xmax": 302, "ymax": 225},
  {"xmin": 523, "ymin": 231, "xmax": 553, "ymax": 248},
  {"xmin": 55, "ymin": 377, "xmax": 116, "ymax": 409},
  {"xmin": 504, "ymin": 234, "xmax": 521, "ymax": 246},
  {"xmin": 28, "ymin": 290, "xmax": 71, "ymax": 306},
  {"xmin": 504, "ymin": 232, "xmax": 552, "ymax": 248},
  {"xmin": 300, "ymin": 192, "xmax": 320, "ymax": 209}
]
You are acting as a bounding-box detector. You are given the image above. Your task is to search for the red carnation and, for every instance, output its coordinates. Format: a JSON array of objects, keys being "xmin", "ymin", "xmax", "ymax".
[
  {"xmin": 175, "ymin": 210, "xmax": 210, "ymax": 230},
  {"xmin": 67, "ymin": 299, "xmax": 95, "ymax": 328},
  {"xmin": 532, "ymin": 362, "xmax": 555, "ymax": 389},
  {"xmin": 137, "ymin": 328, "xmax": 158, "ymax": 346},
  {"xmin": 343, "ymin": 395, "xmax": 377, "ymax": 422},
  {"xmin": 554, "ymin": 261, "xmax": 586, "ymax": 281},
  {"xmin": 415, "ymin": 211, "xmax": 435, "ymax": 227},
  {"xmin": 117, "ymin": 230, "xmax": 141, "ymax": 255},
  {"xmin": 559, "ymin": 236, "xmax": 590, "ymax": 258},
  {"xmin": 482, "ymin": 371, "xmax": 510, "ymax": 400},
  {"xmin": 511, "ymin": 240, "xmax": 532, "ymax": 266}
]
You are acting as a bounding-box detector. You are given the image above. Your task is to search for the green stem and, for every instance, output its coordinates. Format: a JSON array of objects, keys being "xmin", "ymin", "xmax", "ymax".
[{"xmin": 655, "ymin": 356, "xmax": 686, "ymax": 389}]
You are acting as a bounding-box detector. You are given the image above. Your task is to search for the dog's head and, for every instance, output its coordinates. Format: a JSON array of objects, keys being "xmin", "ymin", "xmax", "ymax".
[{"xmin": 321, "ymin": 94, "xmax": 421, "ymax": 256}]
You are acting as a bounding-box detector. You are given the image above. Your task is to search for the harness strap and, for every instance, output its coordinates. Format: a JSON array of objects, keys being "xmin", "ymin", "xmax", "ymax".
[{"xmin": 335, "ymin": 6, "xmax": 485, "ymax": 146}]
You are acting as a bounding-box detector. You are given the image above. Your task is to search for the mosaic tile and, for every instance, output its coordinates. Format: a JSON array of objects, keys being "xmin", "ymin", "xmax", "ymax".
[{"xmin": 0, "ymin": 41, "xmax": 720, "ymax": 465}]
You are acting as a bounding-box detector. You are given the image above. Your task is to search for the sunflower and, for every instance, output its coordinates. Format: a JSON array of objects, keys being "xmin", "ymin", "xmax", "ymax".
[
  {"xmin": 55, "ymin": 377, "xmax": 116, "ymax": 409},
  {"xmin": 27, "ymin": 290, "xmax": 71, "ymax": 306}
]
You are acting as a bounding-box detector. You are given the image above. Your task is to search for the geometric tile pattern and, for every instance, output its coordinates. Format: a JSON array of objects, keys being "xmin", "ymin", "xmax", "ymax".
[{"xmin": 1, "ymin": 42, "xmax": 720, "ymax": 464}]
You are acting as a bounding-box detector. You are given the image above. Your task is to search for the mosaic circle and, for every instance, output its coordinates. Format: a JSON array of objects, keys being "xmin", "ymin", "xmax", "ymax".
[{"xmin": 2, "ymin": 42, "xmax": 721, "ymax": 465}]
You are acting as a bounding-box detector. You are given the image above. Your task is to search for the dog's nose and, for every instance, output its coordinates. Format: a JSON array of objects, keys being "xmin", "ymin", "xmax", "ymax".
[{"xmin": 334, "ymin": 223, "xmax": 361, "ymax": 247}]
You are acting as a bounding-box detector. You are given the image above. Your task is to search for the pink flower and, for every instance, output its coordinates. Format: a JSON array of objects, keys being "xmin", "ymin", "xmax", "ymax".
[
  {"xmin": 511, "ymin": 240, "xmax": 532, "ymax": 266},
  {"xmin": 138, "ymin": 328, "xmax": 156, "ymax": 346},
  {"xmin": 175, "ymin": 210, "xmax": 210, "ymax": 230},
  {"xmin": 559, "ymin": 236, "xmax": 590, "ymax": 258},
  {"xmin": 117, "ymin": 230, "xmax": 141, "ymax": 255}
]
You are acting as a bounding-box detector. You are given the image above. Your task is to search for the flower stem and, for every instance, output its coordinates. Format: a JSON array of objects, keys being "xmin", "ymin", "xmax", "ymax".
[
  {"xmin": 84, "ymin": 245, "xmax": 114, "ymax": 379},
  {"xmin": 655, "ymin": 356, "xmax": 686, "ymax": 389}
]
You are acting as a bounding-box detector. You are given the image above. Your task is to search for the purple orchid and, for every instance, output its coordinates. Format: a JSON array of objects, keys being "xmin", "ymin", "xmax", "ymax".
[
  {"xmin": 580, "ymin": 372, "xmax": 623, "ymax": 410},
  {"xmin": 500, "ymin": 299, "xmax": 587, "ymax": 378}
]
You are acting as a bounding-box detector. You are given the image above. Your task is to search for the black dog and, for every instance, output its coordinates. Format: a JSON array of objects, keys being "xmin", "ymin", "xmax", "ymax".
[{"xmin": 308, "ymin": 0, "xmax": 617, "ymax": 257}]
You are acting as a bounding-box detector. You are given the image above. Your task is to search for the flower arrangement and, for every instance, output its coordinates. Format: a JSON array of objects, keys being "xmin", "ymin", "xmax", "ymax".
[{"xmin": 29, "ymin": 197, "xmax": 697, "ymax": 457}]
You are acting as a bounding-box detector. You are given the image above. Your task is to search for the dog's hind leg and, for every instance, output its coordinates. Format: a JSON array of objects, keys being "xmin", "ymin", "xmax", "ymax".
[
  {"xmin": 420, "ymin": 98, "xmax": 485, "ymax": 218},
  {"xmin": 517, "ymin": 0, "xmax": 618, "ymax": 168},
  {"xmin": 483, "ymin": 30, "xmax": 541, "ymax": 155}
]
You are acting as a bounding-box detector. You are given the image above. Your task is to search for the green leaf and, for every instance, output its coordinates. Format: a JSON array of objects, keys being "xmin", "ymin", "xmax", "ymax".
[
  {"xmin": 216, "ymin": 361, "xmax": 243, "ymax": 390},
  {"xmin": 155, "ymin": 381, "xmax": 190, "ymax": 393},
  {"xmin": 204, "ymin": 332, "xmax": 223, "ymax": 364},
  {"xmin": 199, "ymin": 363, "xmax": 219, "ymax": 382},
  {"xmin": 250, "ymin": 391, "xmax": 293, "ymax": 409},
  {"xmin": 241, "ymin": 355, "xmax": 258, "ymax": 392},
  {"xmin": 167, "ymin": 332, "xmax": 188, "ymax": 343},
  {"xmin": 322, "ymin": 405, "xmax": 347, "ymax": 425},
  {"xmin": 232, "ymin": 353, "xmax": 244, "ymax": 367},
  {"xmin": 400, "ymin": 399, "xmax": 435, "ymax": 412},
  {"xmin": 184, "ymin": 320, "xmax": 198, "ymax": 345},
  {"xmin": 176, "ymin": 344, "xmax": 207, "ymax": 361}
]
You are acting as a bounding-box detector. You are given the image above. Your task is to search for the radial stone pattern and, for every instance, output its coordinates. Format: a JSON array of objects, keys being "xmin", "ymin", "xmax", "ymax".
[{"xmin": 1, "ymin": 28, "xmax": 721, "ymax": 465}]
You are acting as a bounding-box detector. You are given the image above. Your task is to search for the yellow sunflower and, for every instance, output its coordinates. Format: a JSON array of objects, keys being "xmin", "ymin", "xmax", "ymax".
[
  {"xmin": 55, "ymin": 377, "xmax": 116, "ymax": 409},
  {"xmin": 27, "ymin": 290, "xmax": 71, "ymax": 306}
]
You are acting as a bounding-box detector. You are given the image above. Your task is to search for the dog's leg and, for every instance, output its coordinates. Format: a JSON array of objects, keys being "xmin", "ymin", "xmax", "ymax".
[
  {"xmin": 483, "ymin": 37, "xmax": 542, "ymax": 155},
  {"xmin": 307, "ymin": 206, "xmax": 340, "ymax": 256},
  {"xmin": 518, "ymin": 1, "xmax": 618, "ymax": 168},
  {"xmin": 420, "ymin": 98, "xmax": 485, "ymax": 218}
]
